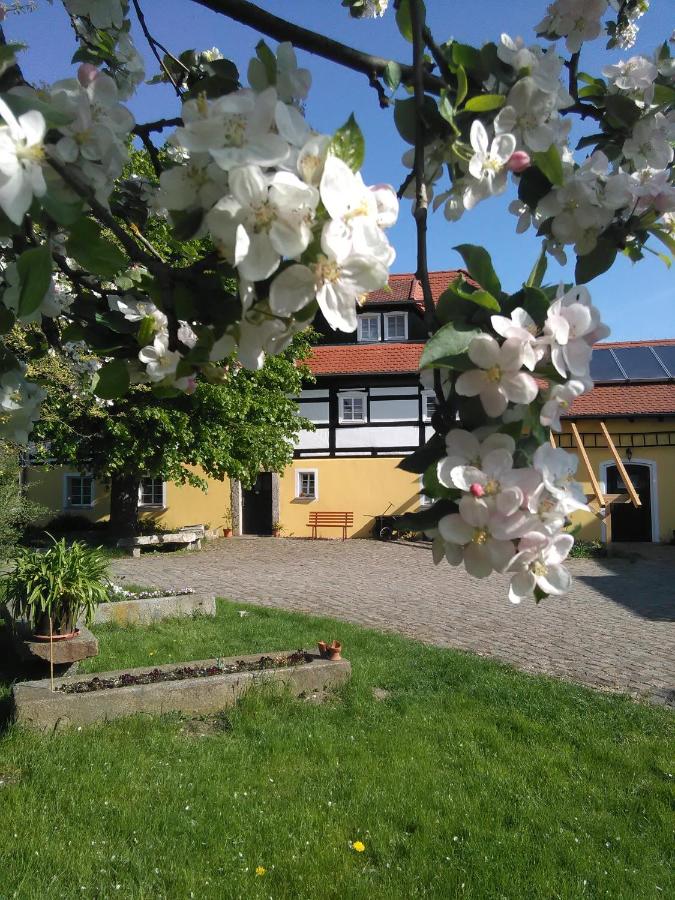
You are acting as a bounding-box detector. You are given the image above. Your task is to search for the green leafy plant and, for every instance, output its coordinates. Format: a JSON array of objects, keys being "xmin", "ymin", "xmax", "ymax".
[
  {"xmin": 4, "ymin": 537, "xmax": 110, "ymax": 637},
  {"xmin": 0, "ymin": 442, "xmax": 46, "ymax": 559}
]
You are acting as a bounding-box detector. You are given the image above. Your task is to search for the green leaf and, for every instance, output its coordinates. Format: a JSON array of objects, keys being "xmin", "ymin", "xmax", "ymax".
[
  {"xmin": 526, "ymin": 244, "xmax": 548, "ymax": 288},
  {"xmin": 60, "ymin": 323, "xmax": 86, "ymax": 344},
  {"xmin": 653, "ymin": 82, "xmax": 675, "ymax": 107},
  {"xmin": 455, "ymin": 64, "xmax": 468, "ymax": 107},
  {"xmin": 393, "ymin": 96, "xmax": 418, "ymax": 144},
  {"xmin": 419, "ymin": 321, "xmax": 481, "ymax": 369},
  {"xmin": 383, "ymin": 60, "xmax": 401, "ymax": 91},
  {"xmin": 255, "ymin": 40, "xmax": 277, "ymax": 84},
  {"xmin": 137, "ymin": 315, "xmax": 157, "ymax": 347},
  {"xmin": 395, "ymin": 0, "xmax": 413, "ymax": 42},
  {"xmin": 520, "ymin": 286, "xmax": 550, "ymax": 326},
  {"xmin": 66, "ymin": 218, "xmax": 128, "ymax": 279},
  {"xmin": 604, "ymin": 94, "xmax": 642, "ymax": 128},
  {"xmin": 328, "ymin": 113, "xmax": 365, "ymax": 173},
  {"xmin": 91, "ymin": 359, "xmax": 130, "ymax": 400},
  {"xmin": 398, "ymin": 433, "xmax": 446, "ymax": 473},
  {"xmin": 451, "ymin": 42, "xmax": 484, "ymax": 79},
  {"xmin": 453, "ymin": 244, "xmax": 502, "ymax": 296},
  {"xmin": 648, "ymin": 226, "xmax": 675, "ymax": 256},
  {"xmin": 575, "ymin": 238, "xmax": 617, "ymax": 284},
  {"xmin": 40, "ymin": 185, "xmax": 83, "ymax": 226},
  {"xmin": 464, "ymin": 93, "xmax": 505, "ymax": 112},
  {"xmin": 533, "ymin": 145, "xmax": 563, "ymax": 187},
  {"xmin": 16, "ymin": 246, "xmax": 52, "ymax": 318},
  {"xmin": 438, "ymin": 92, "xmax": 455, "ymax": 126},
  {"xmin": 451, "ymin": 280, "xmax": 501, "ymax": 311}
]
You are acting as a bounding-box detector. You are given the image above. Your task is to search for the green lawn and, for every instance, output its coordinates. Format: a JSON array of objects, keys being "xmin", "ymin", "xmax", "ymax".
[{"xmin": 0, "ymin": 600, "xmax": 672, "ymax": 899}]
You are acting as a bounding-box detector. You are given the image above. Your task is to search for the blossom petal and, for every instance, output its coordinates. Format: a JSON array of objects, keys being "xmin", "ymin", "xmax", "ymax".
[
  {"xmin": 509, "ymin": 570, "xmax": 535, "ymax": 604},
  {"xmin": 269, "ymin": 264, "xmax": 316, "ymax": 315},
  {"xmin": 438, "ymin": 513, "xmax": 473, "ymax": 545},
  {"xmin": 468, "ymin": 334, "xmax": 500, "ymax": 369}
]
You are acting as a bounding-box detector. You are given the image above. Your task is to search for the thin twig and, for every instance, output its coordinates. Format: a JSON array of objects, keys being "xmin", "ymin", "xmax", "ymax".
[
  {"xmin": 368, "ymin": 71, "xmax": 389, "ymax": 109},
  {"xmin": 567, "ymin": 50, "xmax": 580, "ymax": 102},
  {"xmin": 138, "ymin": 132, "xmax": 163, "ymax": 178},
  {"xmin": 134, "ymin": 117, "xmax": 182, "ymax": 137},
  {"xmin": 397, "ymin": 169, "xmax": 415, "ymax": 200},
  {"xmin": 422, "ymin": 25, "xmax": 453, "ymax": 84},
  {"xmin": 131, "ymin": 0, "xmax": 184, "ymax": 96},
  {"xmin": 191, "ymin": 0, "xmax": 444, "ymax": 95}
]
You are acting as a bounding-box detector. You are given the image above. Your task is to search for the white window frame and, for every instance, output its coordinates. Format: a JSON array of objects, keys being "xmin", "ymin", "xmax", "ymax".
[
  {"xmin": 357, "ymin": 313, "xmax": 381, "ymax": 343},
  {"xmin": 295, "ymin": 468, "xmax": 318, "ymax": 502},
  {"xmin": 63, "ymin": 473, "xmax": 95, "ymax": 509},
  {"xmin": 339, "ymin": 392, "xmax": 368, "ymax": 424},
  {"xmin": 138, "ymin": 476, "xmax": 167, "ymax": 509},
  {"xmin": 383, "ymin": 312, "xmax": 408, "ymax": 342},
  {"xmin": 422, "ymin": 391, "xmax": 438, "ymax": 422}
]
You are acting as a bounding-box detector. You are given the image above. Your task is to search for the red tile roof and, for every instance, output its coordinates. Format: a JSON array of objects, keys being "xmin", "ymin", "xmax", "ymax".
[
  {"xmin": 364, "ymin": 270, "xmax": 468, "ymax": 312},
  {"xmin": 309, "ymin": 342, "xmax": 424, "ymax": 375},
  {"xmin": 566, "ymin": 383, "xmax": 675, "ymax": 418}
]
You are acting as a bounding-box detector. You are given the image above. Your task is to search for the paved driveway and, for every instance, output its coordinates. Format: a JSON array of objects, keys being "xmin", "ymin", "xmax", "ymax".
[{"xmin": 112, "ymin": 538, "xmax": 675, "ymax": 705}]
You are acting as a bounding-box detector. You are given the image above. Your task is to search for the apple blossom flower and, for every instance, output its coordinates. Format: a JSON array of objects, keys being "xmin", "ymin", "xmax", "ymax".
[
  {"xmin": 455, "ymin": 334, "xmax": 539, "ymax": 417},
  {"xmin": 533, "ymin": 444, "xmax": 588, "ymax": 513},
  {"xmin": 539, "ymin": 379, "xmax": 588, "ymax": 431},
  {"xmin": 437, "ymin": 428, "xmax": 516, "ymax": 489},
  {"xmin": 0, "ymin": 97, "xmax": 47, "ymax": 225},
  {"xmin": 206, "ymin": 164, "xmax": 319, "ymax": 281},
  {"xmin": 490, "ymin": 307, "xmax": 542, "ymax": 370},
  {"xmin": 464, "ymin": 120, "xmax": 516, "ymax": 209},
  {"xmin": 506, "ymin": 530, "xmax": 574, "ymax": 603},
  {"xmin": 495, "ymin": 78, "xmax": 559, "ymax": 153},
  {"xmin": 536, "ymin": 0, "xmax": 609, "ymax": 53},
  {"xmin": 623, "ymin": 113, "xmax": 675, "ymax": 171},
  {"xmin": 602, "ymin": 55, "xmax": 657, "ymax": 105},
  {"xmin": 77, "ymin": 63, "xmax": 100, "ymax": 88},
  {"xmin": 438, "ymin": 497, "xmax": 518, "ymax": 578},
  {"xmin": 138, "ymin": 332, "xmax": 181, "ymax": 383}
]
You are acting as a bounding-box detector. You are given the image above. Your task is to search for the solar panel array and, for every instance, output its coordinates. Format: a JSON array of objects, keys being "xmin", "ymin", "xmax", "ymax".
[{"xmin": 590, "ymin": 346, "xmax": 675, "ymax": 383}]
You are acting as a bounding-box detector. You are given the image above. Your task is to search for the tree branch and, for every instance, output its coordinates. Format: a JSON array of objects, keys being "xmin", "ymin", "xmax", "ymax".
[
  {"xmin": 190, "ymin": 0, "xmax": 444, "ymax": 95},
  {"xmin": 422, "ymin": 24, "xmax": 453, "ymax": 85},
  {"xmin": 134, "ymin": 117, "xmax": 182, "ymax": 137},
  {"xmin": 131, "ymin": 0, "xmax": 184, "ymax": 96}
]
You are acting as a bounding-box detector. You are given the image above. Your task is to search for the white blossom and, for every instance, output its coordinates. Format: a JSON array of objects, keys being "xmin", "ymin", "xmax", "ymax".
[
  {"xmin": 0, "ymin": 97, "xmax": 47, "ymax": 225},
  {"xmin": 455, "ymin": 334, "xmax": 539, "ymax": 417},
  {"xmin": 464, "ymin": 120, "xmax": 516, "ymax": 209}
]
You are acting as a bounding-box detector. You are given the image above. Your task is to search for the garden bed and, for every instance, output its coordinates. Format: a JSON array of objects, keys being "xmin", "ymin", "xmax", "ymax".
[
  {"xmin": 93, "ymin": 592, "xmax": 216, "ymax": 625},
  {"xmin": 12, "ymin": 650, "xmax": 351, "ymax": 730}
]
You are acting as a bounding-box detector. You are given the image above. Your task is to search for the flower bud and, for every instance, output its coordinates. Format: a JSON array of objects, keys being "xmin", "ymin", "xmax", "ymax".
[
  {"xmin": 78, "ymin": 63, "xmax": 100, "ymax": 88},
  {"xmin": 470, "ymin": 483, "xmax": 485, "ymax": 498},
  {"xmin": 506, "ymin": 151, "xmax": 531, "ymax": 174}
]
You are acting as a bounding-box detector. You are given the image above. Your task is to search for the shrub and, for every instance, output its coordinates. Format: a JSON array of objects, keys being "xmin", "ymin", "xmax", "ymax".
[{"xmin": 0, "ymin": 443, "xmax": 47, "ymax": 560}]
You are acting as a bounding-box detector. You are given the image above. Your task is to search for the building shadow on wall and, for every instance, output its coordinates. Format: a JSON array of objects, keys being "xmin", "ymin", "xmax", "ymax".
[{"xmin": 574, "ymin": 567, "xmax": 675, "ymax": 622}]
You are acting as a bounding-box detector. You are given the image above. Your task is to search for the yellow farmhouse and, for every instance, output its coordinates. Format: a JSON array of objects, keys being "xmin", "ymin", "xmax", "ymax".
[{"xmin": 25, "ymin": 272, "xmax": 675, "ymax": 545}]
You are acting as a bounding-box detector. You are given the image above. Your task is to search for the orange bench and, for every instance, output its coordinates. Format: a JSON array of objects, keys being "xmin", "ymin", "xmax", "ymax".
[{"xmin": 307, "ymin": 511, "xmax": 353, "ymax": 541}]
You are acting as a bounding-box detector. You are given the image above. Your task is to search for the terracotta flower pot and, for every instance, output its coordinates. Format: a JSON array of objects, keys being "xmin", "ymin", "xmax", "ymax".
[
  {"xmin": 318, "ymin": 640, "xmax": 342, "ymax": 661},
  {"xmin": 272, "ymin": 529, "xmax": 281, "ymax": 538},
  {"xmin": 223, "ymin": 528, "xmax": 233, "ymax": 538}
]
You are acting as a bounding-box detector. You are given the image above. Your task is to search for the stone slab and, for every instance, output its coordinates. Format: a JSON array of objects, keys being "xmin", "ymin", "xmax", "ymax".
[
  {"xmin": 93, "ymin": 593, "xmax": 216, "ymax": 626},
  {"xmin": 15, "ymin": 624, "xmax": 99, "ymax": 666},
  {"xmin": 117, "ymin": 532, "xmax": 201, "ymax": 547},
  {"xmin": 12, "ymin": 652, "xmax": 351, "ymax": 731}
]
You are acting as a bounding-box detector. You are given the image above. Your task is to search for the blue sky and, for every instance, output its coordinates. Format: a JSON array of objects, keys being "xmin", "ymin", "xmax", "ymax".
[{"xmin": 8, "ymin": 1, "xmax": 674, "ymax": 340}]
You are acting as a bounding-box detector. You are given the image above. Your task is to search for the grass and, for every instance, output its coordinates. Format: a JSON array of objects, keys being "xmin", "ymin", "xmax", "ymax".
[{"xmin": 0, "ymin": 601, "xmax": 673, "ymax": 900}]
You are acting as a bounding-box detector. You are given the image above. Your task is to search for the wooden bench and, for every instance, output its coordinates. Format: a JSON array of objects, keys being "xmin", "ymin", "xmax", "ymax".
[
  {"xmin": 307, "ymin": 511, "xmax": 353, "ymax": 541},
  {"xmin": 116, "ymin": 530, "xmax": 203, "ymax": 558}
]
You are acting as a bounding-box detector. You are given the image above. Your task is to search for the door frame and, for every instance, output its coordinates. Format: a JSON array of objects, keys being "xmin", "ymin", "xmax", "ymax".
[
  {"xmin": 599, "ymin": 458, "xmax": 659, "ymax": 543},
  {"xmin": 230, "ymin": 474, "xmax": 281, "ymax": 536}
]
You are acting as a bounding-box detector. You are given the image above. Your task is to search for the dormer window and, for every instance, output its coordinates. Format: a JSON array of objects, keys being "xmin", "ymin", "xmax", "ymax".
[
  {"xmin": 357, "ymin": 314, "xmax": 380, "ymax": 342},
  {"xmin": 384, "ymin": 312, "xmax": 408, "ymax": 341}
]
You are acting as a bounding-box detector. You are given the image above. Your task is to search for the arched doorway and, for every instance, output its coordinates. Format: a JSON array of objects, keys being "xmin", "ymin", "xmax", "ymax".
[{"xmin": 603, "ymin": 462, "xmax": 655, "ymax": 542}]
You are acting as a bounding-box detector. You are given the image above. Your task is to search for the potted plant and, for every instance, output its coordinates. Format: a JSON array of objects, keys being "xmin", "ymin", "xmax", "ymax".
[
  {"xmin": 318, "ymin": 640, "xmax": 342, "ymax": 661},
  {"xmin": 4, "ymin": 538, "xmax": 110, "ymax": 640},
  {"xmin": 272, "ymin": 521, "xmax": 282, "ymax": 538},
  {"xmin": 223, "ymin": 508, "xmax": 233, "ymax": 538}
]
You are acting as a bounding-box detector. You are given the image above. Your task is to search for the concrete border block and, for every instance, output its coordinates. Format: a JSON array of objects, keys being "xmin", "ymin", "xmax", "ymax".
[
  {"xmin": 12, "ymin": 652, "xmax": 351, "ymax": 731},
  {"xmin": 93, "ymin": 594, "xmax": 216, "ymax": 626}
]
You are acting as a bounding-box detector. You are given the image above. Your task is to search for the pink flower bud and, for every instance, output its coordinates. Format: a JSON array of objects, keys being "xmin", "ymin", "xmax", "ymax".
[
  {"xmin": 506, "ymin": 151, "xmax": 531, "ymax": 174},
  {"xmin": 470, "ymin": 483, "xmax": 485, "ymax": 498},
  {"xmin": 78, "ymin": 63, "xmax": 100, "ymax": 88}
]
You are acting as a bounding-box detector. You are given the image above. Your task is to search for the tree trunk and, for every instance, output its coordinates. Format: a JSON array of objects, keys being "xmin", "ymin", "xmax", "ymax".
[{"xmin": 109, "ymin": 473, "xmax": 141, "ymax": 538}]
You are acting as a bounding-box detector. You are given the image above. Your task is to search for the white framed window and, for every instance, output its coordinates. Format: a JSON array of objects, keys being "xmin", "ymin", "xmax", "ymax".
[
  {"xmin": 357, "ymin": 314, "xmax": 380, "ymax": 342},
  {"xmin": 295, "ymin": 469, "xmax": 318, "ymax": 500},
  {"xmin": 423, "ymin": 391, "xmax": 438, "ymax": 422},
  {"xmin": 339, "ymin": 393, "xmax": 367, "ymax": 423},
  {"xmin": 384, "ymin": 312, "xmax": 408, "ymax": 341},
  {"xmin": 139, "ymin": 476, "xmax": 166, "ymax": 508},
  {"xmin": 64, "ymin": 474, "xmax": 94, "ymax": 508}
]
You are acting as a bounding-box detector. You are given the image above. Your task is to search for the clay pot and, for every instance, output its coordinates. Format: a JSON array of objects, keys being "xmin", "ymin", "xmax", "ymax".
[
  {"xmin": 272, "ymin": 529, "xmax": 281, "ymax": 538},
  {"xmin": 223, "ymin": 528, "xmax": 233, "ymax": 538},
  {"xmin": 318, "ymin": 640, "xmax": 342, "ymax": 661}
]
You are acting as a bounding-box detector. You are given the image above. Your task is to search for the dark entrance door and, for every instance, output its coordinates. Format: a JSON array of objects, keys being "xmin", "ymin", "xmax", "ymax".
[
  {"xmin": 242, "ymin": 473, "xmax": 273, "ymax": 535},
  {"xmin": 606, "ymin": 463, "xmax": 652, "ymax": 542}
]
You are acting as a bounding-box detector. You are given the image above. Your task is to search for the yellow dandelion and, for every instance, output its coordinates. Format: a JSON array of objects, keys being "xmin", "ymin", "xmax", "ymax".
[
  {"xmin": 351, "ymin": 840, "xmax": 365, "ymax": 853},
  {"xmin": 255, "ymin": 866, "xmax": 266, "ymax": 877}
]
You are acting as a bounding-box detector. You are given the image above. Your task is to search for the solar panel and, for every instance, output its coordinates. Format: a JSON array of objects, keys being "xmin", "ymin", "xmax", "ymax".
[
  {"xmin": 589, "ymin": 349, "xmax": 624, "ymax": 382},
  {"xmin": 612, "ymin": 347, "xmax": 669, "ymax": 381},
  {"xmin": 653, "ymin": 346, "xmax": 675, "ymax": 378}
]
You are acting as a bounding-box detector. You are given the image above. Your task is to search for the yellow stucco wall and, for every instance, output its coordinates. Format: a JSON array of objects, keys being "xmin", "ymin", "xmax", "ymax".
[
  {"xmin": 562, "ymin": 417, "xmax": 675, "ymax": 543},
  {"xmin": 279, "ymin": 457, "xmax": 424, "ymax": 539},
  {"xmin": 25, "ymin": 466, "xmax": 232, "ymax": 532}
]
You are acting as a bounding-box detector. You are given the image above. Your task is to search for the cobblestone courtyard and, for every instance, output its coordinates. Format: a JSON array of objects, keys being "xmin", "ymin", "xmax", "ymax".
[{"xmin": 112, "ymin": 538, "xmax": 675, "ymax": 705}]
